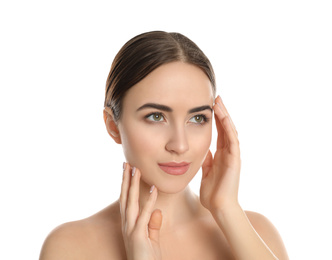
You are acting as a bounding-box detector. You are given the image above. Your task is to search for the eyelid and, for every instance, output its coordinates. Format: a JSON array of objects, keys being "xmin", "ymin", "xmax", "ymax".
[
  {"xmin": 188, "ymin": 114, "xmax": 210, "ymax": 124},
  {"xmin": 144, "ymin": 112, "xmax": 166, "ymax": 122},
  {"xmin": 144, "ymin": 112, "xmax": 210, "ymax": 124}
]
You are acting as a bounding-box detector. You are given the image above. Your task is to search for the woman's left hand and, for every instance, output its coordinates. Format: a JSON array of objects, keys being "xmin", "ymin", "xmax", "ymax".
[{"xmin": 200, "ymin": 95, "xmax": 241, "ymax": 213}]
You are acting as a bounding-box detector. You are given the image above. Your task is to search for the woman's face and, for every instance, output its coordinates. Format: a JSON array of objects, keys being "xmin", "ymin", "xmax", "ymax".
[{"xmin": 117, "ymin": 61, "xmax": 214, "ymax": 194}]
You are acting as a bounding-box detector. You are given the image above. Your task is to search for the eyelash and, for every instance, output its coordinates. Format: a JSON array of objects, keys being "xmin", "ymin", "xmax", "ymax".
[
  {"xmin": 144, "ymin": 112, "xmax": 210, "ymax": 125},
  {"xmin": 189, "ymin": 114, "xmax": 210, "ymax": 124}
]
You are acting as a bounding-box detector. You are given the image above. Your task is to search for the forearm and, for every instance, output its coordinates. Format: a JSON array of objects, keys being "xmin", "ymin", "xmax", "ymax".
[{"xmin": 212, "ymin": 204, "xmax": 278, "ymax": 260}]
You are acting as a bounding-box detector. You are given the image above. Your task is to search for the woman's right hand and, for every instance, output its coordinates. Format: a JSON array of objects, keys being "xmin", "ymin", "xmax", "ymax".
[{"xmin": 120, "ymin": 163, "xmax": 163, "ymax": 260}]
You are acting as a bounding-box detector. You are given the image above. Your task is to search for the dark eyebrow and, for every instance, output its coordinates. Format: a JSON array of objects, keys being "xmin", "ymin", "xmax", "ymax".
[
  {"xmin": 136, "ymin": 103, "xmax": 172, "ymax": 112},
  {"xmin": 137, "ymin": 103, "xmax": 212, "ymax": 114},
  {"xmin": 188, "ymin": 105, "xmax": 213, "ymax": 114}
]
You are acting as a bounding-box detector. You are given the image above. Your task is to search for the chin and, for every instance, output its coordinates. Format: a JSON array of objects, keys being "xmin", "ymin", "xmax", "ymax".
[
  {"xmin": 155, "ymin": 183, "xmax": 189, "ymax": 194},
  {"xmin": 140, "ymin": 167, "xmax": 198, "ymax": 195}
]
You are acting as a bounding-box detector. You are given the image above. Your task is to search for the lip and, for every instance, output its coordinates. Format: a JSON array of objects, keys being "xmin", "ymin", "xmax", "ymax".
[{"xmin": 158, "ymin": 162, "xmax": 191, "ymax": 175}]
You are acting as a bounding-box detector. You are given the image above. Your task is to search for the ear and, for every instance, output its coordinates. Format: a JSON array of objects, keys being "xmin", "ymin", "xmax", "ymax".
[{"xmin": 103, "ymin": 108, "xmax": 122, "ymax": 144}]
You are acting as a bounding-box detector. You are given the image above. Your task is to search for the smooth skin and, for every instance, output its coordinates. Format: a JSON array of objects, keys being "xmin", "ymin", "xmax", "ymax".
[{"xmin": 40, "ymin": 62, "xmax": 288, "ymax": 260}]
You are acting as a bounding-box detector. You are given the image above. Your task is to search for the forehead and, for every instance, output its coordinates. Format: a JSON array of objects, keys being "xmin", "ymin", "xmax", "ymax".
[{"xmin": 123, "ymin": 62, "xmax": 214, "ymax": 109}]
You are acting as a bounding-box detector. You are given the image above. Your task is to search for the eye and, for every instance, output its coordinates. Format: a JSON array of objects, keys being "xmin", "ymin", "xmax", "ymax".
[
  {"xmin": 145, "ymin": 113, "xmax": 165, "ymax": 122},
  {"xmin": 189, "ymin": 114, "xmax": 209, "ymax": 124}
]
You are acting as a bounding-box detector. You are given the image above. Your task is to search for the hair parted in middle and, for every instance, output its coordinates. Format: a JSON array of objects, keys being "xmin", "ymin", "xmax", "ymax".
[{"xmin": 104, "ymin": 31, "xmax": 216, "ymax": 122}]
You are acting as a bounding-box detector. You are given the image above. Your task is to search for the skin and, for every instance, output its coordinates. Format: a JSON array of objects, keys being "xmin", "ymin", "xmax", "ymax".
[{"xmin": 39, "ymin": 62, "xmax": 289, "ymax": 260}]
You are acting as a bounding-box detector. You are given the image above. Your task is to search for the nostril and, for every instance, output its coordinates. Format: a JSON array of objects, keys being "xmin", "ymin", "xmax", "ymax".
[{"xmin": 165, "ymin": 130, "xmax": 189, "ymax": 154}]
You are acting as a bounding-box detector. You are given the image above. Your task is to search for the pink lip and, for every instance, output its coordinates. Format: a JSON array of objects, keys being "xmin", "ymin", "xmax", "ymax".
[{"xmin": 158, "ymin": 162, "xmax": 191, "ymax": 175}]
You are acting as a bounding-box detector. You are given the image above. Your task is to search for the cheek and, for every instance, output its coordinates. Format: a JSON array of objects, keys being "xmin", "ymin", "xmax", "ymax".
[
  {"xmin": 187, "ymin": 124, "xmax": 212, "ymax": 167},
  {"xmin": 120, "ymin": 123, "xmax": 164, "ymax": 165},
  {"xmin": 120, "ymin": 121, "xmax": 212, "ymax": 173}
]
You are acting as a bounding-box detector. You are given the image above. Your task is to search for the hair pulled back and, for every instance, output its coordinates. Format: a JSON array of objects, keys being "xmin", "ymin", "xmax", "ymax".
[{"xmin": 104, "ymin": 31, "xmax": 216, "ymax": 122}]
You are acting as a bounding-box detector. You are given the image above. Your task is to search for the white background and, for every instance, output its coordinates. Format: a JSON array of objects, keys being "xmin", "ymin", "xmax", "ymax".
[{"xmin": 1, "ymin": 0, "xmax": 331, "ymax": 259}]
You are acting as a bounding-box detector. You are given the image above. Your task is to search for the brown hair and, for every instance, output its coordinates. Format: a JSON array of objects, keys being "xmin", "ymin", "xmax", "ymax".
[{"xmin": 104, "ymin": 31, "xmax": 216, "ymax": 122}]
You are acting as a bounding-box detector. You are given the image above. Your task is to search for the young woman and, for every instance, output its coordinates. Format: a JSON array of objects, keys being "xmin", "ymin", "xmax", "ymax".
[{"xmin": 40, "ymin": 31, "xmax": 289, "ymax": 260}]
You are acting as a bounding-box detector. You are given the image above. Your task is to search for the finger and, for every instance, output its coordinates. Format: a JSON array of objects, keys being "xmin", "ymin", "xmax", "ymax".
[
  {"xmin": 202, "ymin": 150, "xmax": 213, "ymax": 179},
  {"xmin": 148, "ymin": 209, "xmax": 163, "ymax": 244},
  {"xmin": 126, "ymin": 167, "xmax": 141, "ymax": 233},
  {"xmin": 215, "ymin": 96, "xmax": 238, "ymax": 136},
  {"xmin": 214, "ymin": 103, "xmax": 229, "ymax": 150},
  {"xmin": 215, "ymin": 104, "xmax": 239, "ymax": 153},
  {"xmin": 215, "ymin": 95, "xmax": 228, "ymax": 115},
  {"xmin": 221, "ymin": 115, "xmax": 240, "ymax": 154},
  {"xmin": 120, "ymin": 162, "xmax": 131, "ymax": 227},
  {"xmin": 136, "ymin": 185, "xmax": 158, "ymax": 234}
]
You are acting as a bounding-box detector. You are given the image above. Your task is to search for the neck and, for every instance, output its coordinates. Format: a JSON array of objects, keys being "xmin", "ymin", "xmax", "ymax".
[{"xmin": 138, "ymin": 180, "xmax": 206, "ymax": 236}]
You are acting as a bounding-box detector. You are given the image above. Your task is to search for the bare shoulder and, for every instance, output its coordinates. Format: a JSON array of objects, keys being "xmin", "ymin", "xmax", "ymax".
[
  {"xmin": 39, "ymin": 201, "xmax": 125, "ymax": 260},
  {"xmin": 245, "ymin": 210, "xmax": 289, "ymax": 260}
]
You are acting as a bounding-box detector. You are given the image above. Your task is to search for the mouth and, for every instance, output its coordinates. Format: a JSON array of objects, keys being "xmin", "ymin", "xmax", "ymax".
[{"xmin": 158, "ymin": 162, "xmax": 191, "ymax": 175}]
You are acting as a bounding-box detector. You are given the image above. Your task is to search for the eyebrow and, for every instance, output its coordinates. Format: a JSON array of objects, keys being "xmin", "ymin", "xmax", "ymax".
[
  {"xmin": 136, "ymin": 103, "xmax": 212, "ymax": 114},
  {"xmin": 188, "ymin": 105, "xmax": 213, "ymax": 114}
]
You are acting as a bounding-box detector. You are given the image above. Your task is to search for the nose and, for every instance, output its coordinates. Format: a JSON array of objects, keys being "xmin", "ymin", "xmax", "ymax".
[{"xmin": 165, "ymin": 125, "xmax": 189, "ymax": 154}]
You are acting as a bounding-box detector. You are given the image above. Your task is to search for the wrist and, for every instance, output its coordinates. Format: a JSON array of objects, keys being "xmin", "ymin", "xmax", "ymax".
[
  {"xmin": 211, "ymin": 200, "xmax": 241, "ymax": 214},
  {"xmin": 211, "ymin": 201, "xmax": 243, "ymax": 222}
]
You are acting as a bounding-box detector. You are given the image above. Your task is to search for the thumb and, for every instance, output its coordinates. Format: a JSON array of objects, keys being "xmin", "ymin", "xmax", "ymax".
[
  {"xmin": 202, "ymin": 150, "xmax": 213, "ymax": 178},
  {"xmin": 148, "ymin": 209, "xmax": 162, "ymax": 243}
]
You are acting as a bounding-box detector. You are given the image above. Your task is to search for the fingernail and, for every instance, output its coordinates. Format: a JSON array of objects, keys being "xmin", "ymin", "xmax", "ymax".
[
  {"xmin": 150, "ymin": 185, "xmax": 155, "ymax": 193},
  {"xmin": 123, "ymin": 162, "xmax": 126, "ymax": 171},
  {"xmin": 217, "ymin": 102, "xmax": 223, "ymax": 110},
  {"xmin": 132, "ymin": 167, "xmax": 136, "ymax": 177}
]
